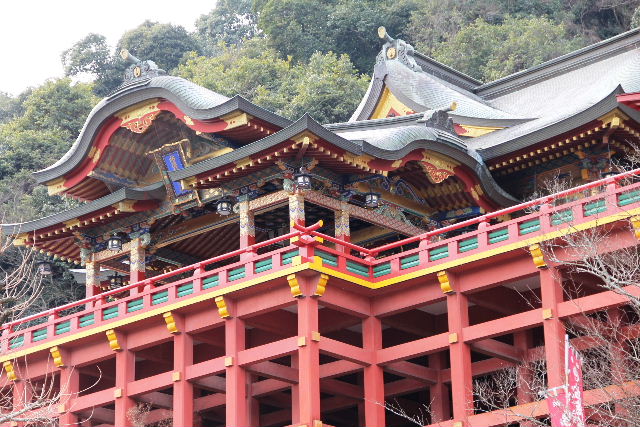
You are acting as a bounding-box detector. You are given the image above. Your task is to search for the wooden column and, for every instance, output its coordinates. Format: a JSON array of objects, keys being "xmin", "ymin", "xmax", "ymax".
[
  {"xmin": 608, "ymin": 308, "xmax": 629, "ymax": 422},
  {"xmin": 290, "ymin": 353, "xmax": 300, "ymax": 424},
  {"xmin": 296, "ymin": 274, "xmax": 321, "ymax": 424},
  {"xmin": 12, "ymin": 380, "xmax": 27, "ymax": 427},
  {"xmin": 58, "ymin": 364, "xmax": 80, "ymax": 426},
  {"xmin": 428, "ymin": 352, "xmax": 450, "ymax": 422},
  {"xmin": 114, "ymin": 332, "xmax": 135, "ymax": 427},
  {"xmin": 334, "ymin": 206, "xmax": 350, "ymax": 253},
  {"xmin": 515, "ymin": 330, "xmax": 534, "ymax": 427},
  {"xmin": 540, "ymin": 267, "xmax": 565, "ymax": 389},
  {"xmin": 85, "ymin": 260, "xmax": 100, "ymax": 307},
  {"xmin": 129, "ymin": 237, "xmax": 146, "ymax": 283},
  {"xmin": 363, "ymin": 315, "xmax": 385, "ymax": 427},
  {"xmin": 446, "ymin": 273, "xmax": 473, "ymax": 425},
  {"xmin": 172, "ymin": 313, "xmax": 194, "ymax": 427},
  {"xmin": 225, "ymin": 301, "xmax": 248, "ymax": 427},
  {"xmin": 289, "ymin": 193, "xmax": 305, "ymax": 229},
  {"xmin": 239, "ymin": 200, "xmax": 255, "ymax": 261}
]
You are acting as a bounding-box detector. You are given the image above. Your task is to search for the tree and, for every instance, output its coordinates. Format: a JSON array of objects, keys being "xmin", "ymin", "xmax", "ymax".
[
  {"xmin": 195, "ymin": 0, "xmax": 260, "ymax": 52},
  {"xmin": 176, "ymin": 39, "xmax": 368, "ymax": 124},
  {"xmin": 61, "ymin": 33, "xmax": 111, "ymax": 78},
  {"xmin": 431, "ymin": 15, "xmax": 585, "ymax": 81},
  {"xmin": 117, "ymin": 20, "xmax": 201, "ymax": 73}
]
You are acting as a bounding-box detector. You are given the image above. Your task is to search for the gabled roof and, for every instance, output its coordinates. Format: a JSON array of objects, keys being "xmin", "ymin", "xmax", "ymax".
[{"xmin": 349, "ymin": 27, "xmax": 640, "ymax": 158}]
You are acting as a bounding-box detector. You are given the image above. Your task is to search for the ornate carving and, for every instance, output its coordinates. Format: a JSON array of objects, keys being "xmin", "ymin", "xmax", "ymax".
[
  {"xmin": 3, "ymin": 361, "xmax": 17, "ymax": 381},
  {"xmin": 529, "ymin": 244, "xmax": 547, "ymax": 269},
  {"xmin": 116, "ymin": 100, "xmax": 161, "ymax": 134},
  {"xmin": 314, "ymin": 274, "xmax": 329, "ymax": 297},
  {"xmin": 105, "ymin": 329, "xmax": 121, "ymax": 351},
  {"xmin": 438, "ymin": 271, "xmax": 453, "ymax": 294},
  {"xmin": 163, "ymin": 312, "xmax": 179, "ymax": 334},
  {"xmin": 120, "ymin": 49, "xmax": 166, "ymax": 83},
  {"xmin": 418, "ymin": 103, "xmax": 457, "ymax": 134},
  {"xmin": 215, "ymin": 296, "xmax": 230, "ymax": 318},
  {"xmin": 287, "ymin": 274, "xmax": 303, "ymax": 298},
  {"xmin": 375, "ymin": 27, "xmax": 422, "ymax": 72},
  {"xmin": 50, "ymin": 346, "xmax": 65, "ymax": 368}
]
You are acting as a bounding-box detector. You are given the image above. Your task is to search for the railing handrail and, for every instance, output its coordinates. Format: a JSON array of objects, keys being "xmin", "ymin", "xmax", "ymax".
[
  {"xmin": 5, "ymin": 168, "xmax": 639, "ymax": 334},
  {"xmin": 1, "ymin": 222, "xmax": 324, "ymax": 332},
  {"xmin": 295, "ymin": 168, "xmax": 640, "ymax": 257}
]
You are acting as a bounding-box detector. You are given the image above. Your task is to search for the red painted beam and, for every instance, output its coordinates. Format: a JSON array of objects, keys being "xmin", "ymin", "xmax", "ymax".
[
  {"xmin": 384, "ymin": 361, "xmax": 438, "ymax": 384},
  {"xmin": 127, "ymin": 371, "xmax": 173, "ymax": 396},
  {"xmin": 246, "ymin": 361, "xmax": 298, "ymax": 384},
  {"xmin": 185, "ymin": 356, "xmax": 226, "ymax": 381},
  {"xmin": 237, "ymin": 337, "xmax": 299, "ymax": 366},
  {"xmin": 470, "ymin": 339, "xmax": 523, "ymax": 364},
  {"xmin": 377, "ymin": 332, "xmax": 450, "ymax": 364},
  {"xmin": 318, "ymin": 337, "xmax": 375, "ymax": 366}
]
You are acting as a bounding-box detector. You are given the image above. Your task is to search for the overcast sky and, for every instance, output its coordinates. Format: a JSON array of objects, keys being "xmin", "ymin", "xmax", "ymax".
[{"xmin": 0, "ymin": 1, "xmax": 214, "ymax": 95}]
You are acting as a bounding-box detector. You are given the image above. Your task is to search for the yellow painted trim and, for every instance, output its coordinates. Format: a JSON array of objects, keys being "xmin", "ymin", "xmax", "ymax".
[
  {"xmin": 0, "ymin": 264, "xmax": 308, "ymax": 362},
  {"xmin": 5, "ymin": 206, "xmax": 639, "ymax": 361},
  {"xmin": 46, "ymin": 177, "xmax": 66, "ymax": 196},
  {"xmin": 306, "ymin": 207, "xmax": 640, "ymax": 289},
  {"xmin": 458, "ymin": 124, "xmax": 504, "ymax": 138},
  {"xmin": 370, "ymin": 87, "xmax": 414, "ymax": 119},
  {"xmin": 222, "ymin": 111, "xmax": 251, "ymax": 129}
]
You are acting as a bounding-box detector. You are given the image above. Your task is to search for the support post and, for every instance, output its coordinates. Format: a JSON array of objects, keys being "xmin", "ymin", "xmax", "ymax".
[
  {"xmin": 225, "ymin": 300, "xmax": 248, "ymax": 427},
  {"xmin": 428, "ymin": 352, "xmax": 450, "ymax": 422},
  {"xmin": 85, "ymin": 260, "xmax": 100, "ymax": 306},
  {"xmin": 446, "ymin": 274, "xmax": 473, "ymax": 425},
  {"xmin": 129, "ymin": 238, "xmax": 146, "ymax": 284},
  {"xmin": 289, "ymin": 193, "xmax": 305, "ymax": 230},
  {"xmin": 58, "ymin": 365, "xmax": 80, "ymax": 426},
  {"xmin": 172, "ymin": 313, "xmax": 194, "ymax": 427},
  {"xmin": 114, "ymin": 332, "xmax": 135, "ymax": 427},
  {"xmin": 363, "ymin": 315, "xmax": 385, "ymax": 427},
  {"xmin": 334, "ymin": 206, "xmax": 350, "ymax": 253},
  {"xmin": 239, "ymin": 200, "xmax": 255, "ymax": 261},
  {"xmin": 515, "ymin": 330, "xmax": 535, "ymax": 427},
  {"xmin": 296, "ymin": 274, "xmax": 321, "ymax": 424},
  {"xmin": 540, "ymin": 267, "xmax": 565, "ymax": 389}
]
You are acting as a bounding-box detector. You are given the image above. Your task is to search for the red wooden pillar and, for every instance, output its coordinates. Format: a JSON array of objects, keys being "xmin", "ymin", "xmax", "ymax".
[
  {"xmin": 515, "ymin": 330, "xmax": 534, "ymax": 427},
  {"xmin": 12, "ymin": 380, "xmax": 27, "ymax": 427},
  {"xmin": 129, "ymin": 238, "xmax": 146, "ymax": 283},
  {"xmin": 363, "ymin": 315, "xmax": 385, "ymax": 427},
  {"xmin": 446, "ymin": 273, "xmax": 473, "ymax": 425},
  {"xmin": 428, "ymin": 352, "xmax": 450, "ymax": 422},
  {"xmin": 239, "ymin": 201, "xmax": 255, "ymax": 261},
  {"xmin": 296, "ymin": 274, "xmax": 321, "ymax": 424},
  {"xmin": 172, "ymin": 313, "xmax": 194, "ymax": 427},
  {"xmin": 58, "ymin": 364, "xmax": 80, "ymax": 426},
  {"xmin": 608, "ymin": 308, "xmax": 629, "ymax": 422},
  {"xmin": 114, "ymin": 332, "xmax": 135, "ymax": 427},
  {"xmin": 540, "ymin": 267, "xmax": 565, "ymax": 389},
  {"xmin": 225, "ymin": 301, "xmax": 248, "ymax": 427},
  {"xmin": 291, "ymin": 353, "xmax": 300, "ymax": 424}
]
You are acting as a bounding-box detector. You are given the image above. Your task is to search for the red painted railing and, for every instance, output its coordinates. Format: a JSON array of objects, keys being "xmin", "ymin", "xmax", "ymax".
[{"xmin": 3, "ymin": 169, "xmax": 640, "ymax": 354}]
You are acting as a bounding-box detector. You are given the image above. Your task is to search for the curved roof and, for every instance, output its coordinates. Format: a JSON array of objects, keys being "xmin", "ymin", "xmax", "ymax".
[
  {"xmin": 170, "ymin": 114, "xmax": 518, "ymax": 207},
  {"xmin": 2, "ymin": 183, "xmax": 165, "ymax": 235},
  {"xmin": 33, "ymin": 76, "xmax": 292, "ymax": 184}
]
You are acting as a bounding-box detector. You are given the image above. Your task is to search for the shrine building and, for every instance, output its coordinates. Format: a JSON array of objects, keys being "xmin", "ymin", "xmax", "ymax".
[{"xmin": 3, "ymin": 27, "xmax": 640, "ymax": 427}]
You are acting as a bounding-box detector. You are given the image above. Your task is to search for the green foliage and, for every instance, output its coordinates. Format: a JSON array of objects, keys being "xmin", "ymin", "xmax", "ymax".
[
  {"xmin": 14, "ymin": 78, "xmax": 97, "ymax": 140},
  {"xmin": 117, "ymin": 20, "xmax": 201, "ymax": 72},
  {"xmin": 176, "ymin": 39, "xmax": 368, "ymax": 123},
  {"xmin": 195, "ymin": 0, "xmax": 260, "ymax": 52},
  {"xmin": 431, "ymin": 16, "xmax": 585, "ymax": 81},
  {"xmin": 61, "ymin": 33, "xmax": 111, "ymax": 77}
]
